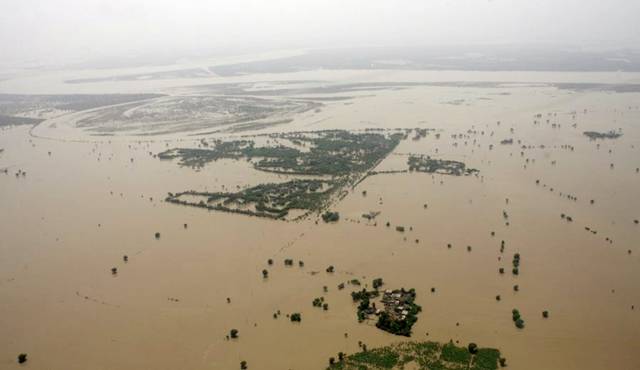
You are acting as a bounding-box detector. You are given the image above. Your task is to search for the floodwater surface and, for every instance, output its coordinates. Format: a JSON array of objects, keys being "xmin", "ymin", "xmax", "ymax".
[{"xmin": 0, "ymin": 67, "xmax": 639, "ymax": 370}]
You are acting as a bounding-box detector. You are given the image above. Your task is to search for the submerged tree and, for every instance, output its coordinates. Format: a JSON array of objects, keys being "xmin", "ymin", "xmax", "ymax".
[
  {"xmin": 326, "ymin": 265, "xmax": 335, "ymax": 273},
  {"xmin": 512, "ymin": 309, "xmax": 521, "ymax": 321},
  {"xmin": 322, "ymin": 211, "xmax": 340, "ymax": 223},
  {"xmin": 17, "ymin": 353, "xmax": 27, "ymax": 364},
  {"xmin": 512, "ymin": 309, "xmax": 525, "ymax": 329},
  {"xmin": 372, "ymin": 278, "xmax": 384, "ymax": 290}
]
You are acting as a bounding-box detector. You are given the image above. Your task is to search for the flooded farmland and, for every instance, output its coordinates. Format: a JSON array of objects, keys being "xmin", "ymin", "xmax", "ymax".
[{"xmin": 1, "ymin": 64, "xmax": 639, "ymax": 370}]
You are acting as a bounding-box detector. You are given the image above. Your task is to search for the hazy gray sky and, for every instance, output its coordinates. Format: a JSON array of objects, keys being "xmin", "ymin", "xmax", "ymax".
[{"xmin": 1, "ymin": 0, "xmax": 639, "ymax": 65}]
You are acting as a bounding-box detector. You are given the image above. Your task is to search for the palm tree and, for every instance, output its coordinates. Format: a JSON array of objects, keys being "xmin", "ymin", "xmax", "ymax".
[{"xmin": 111, "ymin": 267, "xmax": 117, "ymax": 275}]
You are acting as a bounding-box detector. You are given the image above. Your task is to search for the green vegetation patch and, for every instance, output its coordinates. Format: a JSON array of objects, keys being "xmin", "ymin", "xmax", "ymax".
[
  {"xmin": 441, "ymin": 342, "xmax": 471, "ymax": 364},
  {"xmin": 327, "ymin": 341, "xmax": 503, "ymax": 370},
  {"xmin": 322, "ymin": 211, "xmax": 340, "ymax": 223},
  {"xmin": 583, "ymin": 130, "xmax": 622, "ymax": 140},
  {"xmin": 161, "ymin": 130, "xmax": 404, "ymax": 220},
  {"xmin": 408, "ymin": 155, "xmax": 478, "ymax": 176},
  {"xmin": 349, "ymin": 347, "xmax": 400, "ymax": 369},
  {"xmin": 158, "ymin": 140, "xmax": 255, "ymax": 168},
  {"xmin": 160, "ymin": 130, "xmax": 402, "ymax": 175},
  {"xmin": 165, "ymin": 179, "xmax": 336, "ymax": 220},
  {"xmin": 470, "ymin": 348, "xmax": 501, "ymax": 370}
]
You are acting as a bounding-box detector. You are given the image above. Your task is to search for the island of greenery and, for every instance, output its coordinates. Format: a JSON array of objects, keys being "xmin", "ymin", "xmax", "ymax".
[
  {"xmin": 408, "ymin": 155, "xmax": 478, "ymax": 176},
  {"xmin": 161, "ymin": 130, "xmax": 404, "ymax": 220},
  {"xmin": 583, "ymin": 130, "xmax": 622, "ymax": 140},
  {"xmin": 326, "ymin": 341, "xmax": 504, "ymax": 370},
  {"xmin": 166, "ymin": 179, "xmax": 335, "ymax": 220},
  {"xmin": 159, "ymin": 130, "xmax": 403, "ymax": 175},
  {"xmin": 322, "ymin": 211, "xmax": 340, "ymax": 222},
  {"xmin": 351, "ymin": 285, "xmax": 421, "ymax": 337}
]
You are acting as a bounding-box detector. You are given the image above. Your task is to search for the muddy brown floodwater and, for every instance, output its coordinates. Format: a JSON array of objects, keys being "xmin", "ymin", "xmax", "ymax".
[{"xmin": 0, "ymin": 69, "xmax": 639, "ymax": 370}]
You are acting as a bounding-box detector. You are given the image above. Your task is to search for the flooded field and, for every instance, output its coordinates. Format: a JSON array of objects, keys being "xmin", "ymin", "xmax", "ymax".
[{"xmin": 0, "ymin": 66, "xmax": 639, "ymax": 370}]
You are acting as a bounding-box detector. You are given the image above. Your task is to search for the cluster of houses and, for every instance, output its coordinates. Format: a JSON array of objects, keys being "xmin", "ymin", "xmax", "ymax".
[{"xmin": 380, "ymin": 289, "xmax": 414, "ymax": 321}]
